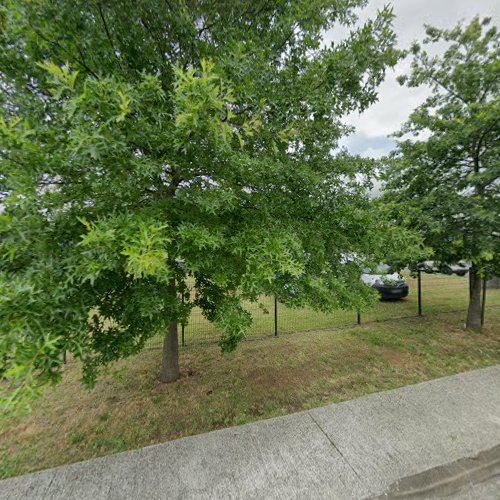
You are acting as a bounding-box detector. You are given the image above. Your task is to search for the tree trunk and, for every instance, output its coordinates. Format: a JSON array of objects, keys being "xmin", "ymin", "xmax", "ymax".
[
  {"xmin": 159, "ymin": 320, "xmax": 180, "ymax": 383},
  {"xmin": 466, "ymin": 267, "xmax": 482, "ymax": 330}
]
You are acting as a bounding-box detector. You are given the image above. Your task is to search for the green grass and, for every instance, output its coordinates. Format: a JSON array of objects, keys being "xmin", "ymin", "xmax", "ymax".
[
  {"xmin": 1, "ymin": 308, "xmax": 499, "ymax": 480},
  {"xmin": 147, "ymin": 274, "xmax": 500, "ymax": 347}
]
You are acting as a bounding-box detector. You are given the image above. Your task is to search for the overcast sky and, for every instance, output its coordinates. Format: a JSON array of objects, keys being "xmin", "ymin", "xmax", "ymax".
[{"xmin": 325, "ymin": 0, "xmax": 499, "ymax": 159}]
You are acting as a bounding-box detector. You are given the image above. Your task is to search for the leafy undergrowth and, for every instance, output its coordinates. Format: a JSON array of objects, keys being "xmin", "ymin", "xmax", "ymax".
[{"xmin": 1, "ymin": 309, "xmax": 499, "ymax": 479}]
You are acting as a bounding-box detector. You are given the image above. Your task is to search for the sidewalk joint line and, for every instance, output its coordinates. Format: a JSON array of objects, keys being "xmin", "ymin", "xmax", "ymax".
[
  {"xmin": 41, "ymin": 472, "xmax": 57, "ymax": 500},
  {"xmin": 308, "ymin": 412, "xmax": 363, "ymax": 482}
]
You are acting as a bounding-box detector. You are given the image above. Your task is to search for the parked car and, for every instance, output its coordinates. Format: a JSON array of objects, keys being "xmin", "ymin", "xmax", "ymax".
[
  {"xmin": 417, "ymin": 260, "xmax": 469, "ymax": 276},
  {"xmin": 361, "ymin": 271, "xmax": 409, "ymax": 300}
]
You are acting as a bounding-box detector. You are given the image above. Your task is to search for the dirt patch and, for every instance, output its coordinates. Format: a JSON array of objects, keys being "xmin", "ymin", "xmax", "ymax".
[{"xmin": 381, "ymin": 347, "xmax": 419, "ymax": 370}]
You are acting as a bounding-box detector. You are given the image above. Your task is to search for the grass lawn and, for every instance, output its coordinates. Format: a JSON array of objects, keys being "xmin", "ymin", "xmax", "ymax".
[
  {"xmin": 1, "ymin": 307, "xmax": 500, "ymax": 479},
  {"xmin": 148, "ymin": 274, "xmax": 500, "ymax": 347}
]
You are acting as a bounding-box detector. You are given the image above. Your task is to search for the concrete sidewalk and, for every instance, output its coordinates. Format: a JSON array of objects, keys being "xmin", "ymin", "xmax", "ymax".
[{"xmin": 2, "ymin": 365, "xmax": 500, "ymax": 500}]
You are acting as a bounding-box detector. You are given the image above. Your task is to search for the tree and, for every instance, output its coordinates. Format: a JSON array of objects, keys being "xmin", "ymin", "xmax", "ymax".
[
  {"xmin": 383, "ymin": 16, "xmax": 499, "ymax": 330},
  {"xmin": 0, "ymin": 0, "xmax": 406, "ymax": 407}
]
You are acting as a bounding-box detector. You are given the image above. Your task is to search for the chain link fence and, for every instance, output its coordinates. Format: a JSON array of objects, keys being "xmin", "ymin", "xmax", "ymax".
[{"xmin": 146, "ymin": 273, "xmax": 500, "ymax": 349}]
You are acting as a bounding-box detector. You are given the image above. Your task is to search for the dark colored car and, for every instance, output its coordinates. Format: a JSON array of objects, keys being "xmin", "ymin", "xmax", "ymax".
[
  {"xmin": 361, "ymin": 272, "xmax": 409, "ymax": 300},
  {"xmin": 372, "ymin": 281, "xmax": 409, "ymax": 300}
]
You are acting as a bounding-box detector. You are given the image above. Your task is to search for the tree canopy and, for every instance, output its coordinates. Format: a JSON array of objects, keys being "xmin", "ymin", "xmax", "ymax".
[
  {"xmin": 0, "ymin": 0, "xmax": 417, "ymax": 408},
  {"xmin": 383, "ymin": 16, "xmax": 499, "ymax": 329}
]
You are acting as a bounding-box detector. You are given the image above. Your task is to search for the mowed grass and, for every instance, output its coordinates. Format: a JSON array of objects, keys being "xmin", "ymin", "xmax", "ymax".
[
  {"xmin": 148, "ymin": 274, "xmax": 500, "ymax": 347},
  {"xmin": 1, "ymin": 307, "xmax": 500, "ymax": 479}
]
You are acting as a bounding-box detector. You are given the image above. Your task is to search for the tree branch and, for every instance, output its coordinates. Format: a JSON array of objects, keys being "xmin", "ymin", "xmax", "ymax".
[
  {"xmin": 416, "ymin": 54, "xmax": 469, "ymax": 106},
  {"xmin": 31, "ymin": 25, "xmax": 99, "ymax": 79},
  {"xmin": 97, "ymin": 2, "xmax": 118, "ymax": 56}
]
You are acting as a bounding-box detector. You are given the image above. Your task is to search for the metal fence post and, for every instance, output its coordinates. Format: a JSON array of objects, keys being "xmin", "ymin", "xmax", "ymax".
[
  {"xmin": 274, "ymin": 296, "xmax": 278, "ymax": 337},
  {"xmin": 181, "ymin": 293, "xmax": 185, "ymax": 347},
  {"xmin": 417, "ymin": 269, "xmax": 422, "ymax": 316},
  {"xmin": 357, "ymin": 311, "xmax": 361, "ymax": 325},
  {"xmin": 481, "ymin": 277, "xmax": 487, "ymax": 326}
]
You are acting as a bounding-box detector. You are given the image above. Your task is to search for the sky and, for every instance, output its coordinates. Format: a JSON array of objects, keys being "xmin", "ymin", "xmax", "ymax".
[{"xmin": 324, "ymin": 0, "xmax": 499, "ymax": 159}]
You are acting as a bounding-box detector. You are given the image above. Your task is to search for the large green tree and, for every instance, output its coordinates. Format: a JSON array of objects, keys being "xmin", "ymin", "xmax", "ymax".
[
  {"xmin": 383, "ymin": 16, "xmax": 499, "ymax": 330},
  {"xmin": 1, "ymin": 0, "xmax": 408, "ymax": 407}
]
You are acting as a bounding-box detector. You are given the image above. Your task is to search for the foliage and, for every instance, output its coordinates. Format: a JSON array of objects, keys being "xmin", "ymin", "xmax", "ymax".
[
  {"xmin": 383, "ymin": 17, "xmax": 499, "ymax": 278},
  {"xmin": 0, "ymin": 0, "xmax": 412, "ymax": 408},
  {"xmin": 2, "ymin": 308, "xmax": 500, "ymax": 479}
]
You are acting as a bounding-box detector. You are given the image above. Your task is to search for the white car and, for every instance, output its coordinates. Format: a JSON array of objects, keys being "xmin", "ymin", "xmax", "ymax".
[{"xmin": 418, "ymin": 260, "xmax": 469, "ymax": 276}]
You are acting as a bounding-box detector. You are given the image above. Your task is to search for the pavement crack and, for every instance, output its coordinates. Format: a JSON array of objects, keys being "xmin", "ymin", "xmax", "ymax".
[
  {"xmin": 41, "ymin": 472, "xmax": 57, "ymax": 500},
  {"xmin": 308, "ymin": 412, "xmax": 363, "ymax": 482}
]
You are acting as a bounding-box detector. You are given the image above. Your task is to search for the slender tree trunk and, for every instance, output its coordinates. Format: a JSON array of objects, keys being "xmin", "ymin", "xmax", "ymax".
[
  {"xmin": 481, "ymin": 276, "xmax": 487, "ymax": 327},
  {"xmin": 466, "ymin": 151, "xmax": 484, "ymax": 331},
  {"xmin": 466, "ymin": 266, "xmax": 482, "ymax": 330},
  {"xmin": 159, "ymin": 320, "xmax": 180, "ymax": 383}
]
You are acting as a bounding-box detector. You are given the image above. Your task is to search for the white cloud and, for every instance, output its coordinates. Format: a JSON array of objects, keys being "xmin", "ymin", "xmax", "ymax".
[
  {"xmin": 345, "ymin": 66, "xmax": 430, "ymax": 138},
  {"xmin": 325, "ymin": 0, "xmax": 500, "ymax": 149},
  {"xmin": 361, "ymin": 147, "xmax": 387, "ymax": 160}
]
